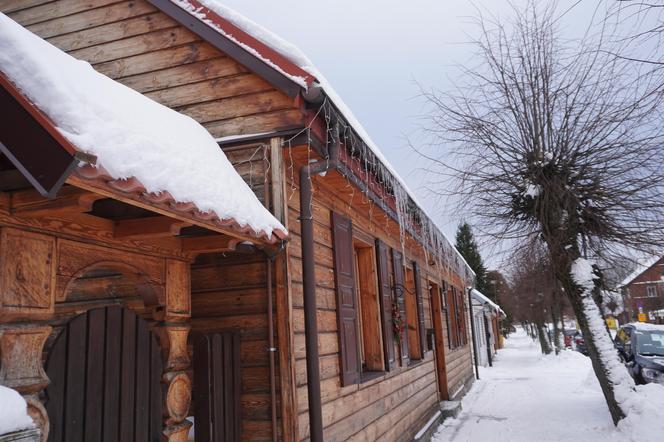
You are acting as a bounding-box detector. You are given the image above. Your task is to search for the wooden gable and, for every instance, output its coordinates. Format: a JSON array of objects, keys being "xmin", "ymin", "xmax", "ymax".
[{"xmin": 1, "ymin": 0, "xmax": 306, "ymax": 139}]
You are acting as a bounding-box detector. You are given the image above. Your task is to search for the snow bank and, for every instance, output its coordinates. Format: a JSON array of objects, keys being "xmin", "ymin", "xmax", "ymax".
[
  {"xmin": 0, "ymin": 13, "xmax": 285, "ymax": 239},
  {"xmin": 0, "ymin": 386, "xmax": 34, "ymax": 435}
]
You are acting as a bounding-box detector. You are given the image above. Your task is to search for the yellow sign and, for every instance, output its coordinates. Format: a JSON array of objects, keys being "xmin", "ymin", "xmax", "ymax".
[
  {"xmin": 638, "ymin": 313, "xmax": 647, "ymax": 322},
  {"xmin": 605, "ymin": 317, "xmax": 617, "ymax": 329}
]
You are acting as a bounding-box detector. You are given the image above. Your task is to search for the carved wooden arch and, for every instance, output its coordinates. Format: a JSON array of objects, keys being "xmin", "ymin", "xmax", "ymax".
[{"xmin": 60, "ymin": 260, "xmax": 163, "ymax": 318}]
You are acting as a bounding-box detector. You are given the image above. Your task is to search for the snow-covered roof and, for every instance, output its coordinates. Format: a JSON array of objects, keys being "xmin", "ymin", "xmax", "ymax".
[
  {"xmin": 471, "ymin": 288, "xmax": 506, "ymax": 317},
  {"xmin": 619, "ymin": 255, "xmax": 663, "ymax": 288},
  {"xmin": 0, "ymin": 385, "xmax": 34, "ymax": 435},
  {"xmin": 167, "ymin": 0, "xmax": 475, "ymax": 277},
  {"xmin": 0, "ymin": 12, "xmax": 286, "ymax": 243}
]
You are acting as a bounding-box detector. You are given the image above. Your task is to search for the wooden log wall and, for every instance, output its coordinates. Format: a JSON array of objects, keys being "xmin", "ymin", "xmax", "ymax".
[
  {"xmin": 190, "ymin": 251, "xmax": 278, "ymax": 441},
  {"xmin": 1, "ymin": 0, "xmax": 305, "ymax": 139},
  {"xmin": 285, "ymin": 145, "xmax": 475, "ymax": 440}
]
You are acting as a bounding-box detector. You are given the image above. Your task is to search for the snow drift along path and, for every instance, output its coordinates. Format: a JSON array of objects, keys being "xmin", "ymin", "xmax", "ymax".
[{"xmin": 432, "ymin": 328, "xmax": 664, "ymax": 442}]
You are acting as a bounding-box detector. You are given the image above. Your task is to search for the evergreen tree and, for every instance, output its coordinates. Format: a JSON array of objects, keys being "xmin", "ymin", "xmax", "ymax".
[{"xmin": 455, "ymin": 222, "xmax": 488, "ymax": 293}]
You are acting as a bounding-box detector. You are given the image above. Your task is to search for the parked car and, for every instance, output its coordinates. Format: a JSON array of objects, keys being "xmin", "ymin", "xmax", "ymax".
[
  {"xmin": 564, "ymin": 330, "xmax": 578, "ymax": 348},
  {"xmin": 614, "ymin": 323, "xmax": 664, "ymax": 385},
  {"xmin": 574, "ymin": 332, "xmax": 588, "ymax": 355}
]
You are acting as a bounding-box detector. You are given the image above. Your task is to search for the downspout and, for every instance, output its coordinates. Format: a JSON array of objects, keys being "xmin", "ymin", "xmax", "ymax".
[
  {"xmin": 483, "ymin": 312, "xmax": 493, "ymax": 367},
  {"xmin": 467, "ymin": 288, "xmax": 480, "ymax": 380},
  {"xmin": 265, "ymin": 258, "xmax": 277, "ymax": 442},
  {"xmin": 299, "ymin": 111, "xmax": 339, "ymax": 442}
]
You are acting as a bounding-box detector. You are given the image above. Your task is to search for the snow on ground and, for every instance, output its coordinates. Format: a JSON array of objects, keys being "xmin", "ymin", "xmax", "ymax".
[
  {"xmin": 0, "ymin": 385, "xmax": 34, "ymax": 435},
  {"xmin": 0, "ymin": 13, "xmax": 285, "ymax": 239},
  {"xmin": 432, "ymin": 328, "xmax": 664, "ymax": 442}
]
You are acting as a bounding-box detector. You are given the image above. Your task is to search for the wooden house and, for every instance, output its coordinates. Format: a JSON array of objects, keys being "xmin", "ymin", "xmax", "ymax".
[
  {"xmin": 618, "ymin": 256, "xmax": 664, "ymax": 324},
  {"xmin": 0, "ymin": 1, "xmax": 477, "ymax": 441}
]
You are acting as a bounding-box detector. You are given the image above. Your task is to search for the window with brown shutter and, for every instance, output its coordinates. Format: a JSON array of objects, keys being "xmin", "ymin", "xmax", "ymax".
[
  {"xmin": 332, "ymin": 212, "xmax": 361, "ymax": 386},
  {"xmin": 446, "ymin": 284, "xmax": 459, "ymax": 349},
  {"xmin": 376, "ymin": 240, "xmax": 396, "ymax": 371},
  {"xmin": 392, "ymin": 249, "xmax": 409, "ymax": 365}
]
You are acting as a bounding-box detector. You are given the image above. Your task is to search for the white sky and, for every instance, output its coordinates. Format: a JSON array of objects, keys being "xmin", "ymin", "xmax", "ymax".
[{"xmin": 219, "ymin": 0, "xmax": 603, "ymax": 268}]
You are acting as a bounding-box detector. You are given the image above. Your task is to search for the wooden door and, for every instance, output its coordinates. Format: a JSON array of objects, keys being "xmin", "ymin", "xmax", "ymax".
[
  {"xmin": 430, "ymin": 283, "xmax": 450, "ymax": 400},
  {"xmin": 192, "ymin": 332, "xmax": 241, "ymax": 442},
  {"xmin": 45, "ymin": 306, "xmax": 163, "ymax": 442}
]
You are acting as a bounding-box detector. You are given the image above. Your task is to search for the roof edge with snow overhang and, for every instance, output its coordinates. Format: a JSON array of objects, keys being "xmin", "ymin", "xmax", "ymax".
[
  {"xmin": 471, "ymin": 288, "xmax": 506, "ymax": 318},
  {"xmin": 159, "ymin": 0, "xmax": 476, "ymax": 278},
  {"xmin": 0, "ymin": 13, "xmax": 287, "ymax": 245},
  {"xmin": 618, "ymin": 255, "xmax": 663, "ymax": 288}
]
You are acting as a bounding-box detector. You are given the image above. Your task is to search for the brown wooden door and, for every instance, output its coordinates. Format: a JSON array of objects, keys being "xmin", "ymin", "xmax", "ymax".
[
  {"xmin": 45, "ymin": 306, "xmax": 163, "ymax": 442},
  {"xmin": 430, "ymin": 283, "xmax": 450, "ymax": 400},
  {"xmin": 192, "ymin": 332, "xmax": 241, "ymax": 442}
]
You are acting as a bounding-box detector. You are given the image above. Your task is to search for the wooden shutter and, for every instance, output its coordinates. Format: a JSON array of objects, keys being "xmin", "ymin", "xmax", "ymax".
[
  {"xmin": 192, "ymin": 332, "xmax": 241, "ymax": 442},
  {"xmin": 458, "ymin": 289, "xmax": 468, "ymax": 346},
  {"xmin": 441, "ymin": 283, "xmax": 452, "ymax": 349},
  {"xmin": 375, "ymin": 239, "xmax": 396, "ymax": 370},
  {"xmin": 332, "ymin": 212, "xmax": 361, "ymax": 385},
  {"xmin": 413, "ymin": 262, "xmax": 427, "ymax": 357},
  {"xmin": 391, "ymin": 248, "xmax": 409, "ymax": 365},
  {"xmin": 447, "ymin": 285, "xmax": 458, "ymax": 349}
]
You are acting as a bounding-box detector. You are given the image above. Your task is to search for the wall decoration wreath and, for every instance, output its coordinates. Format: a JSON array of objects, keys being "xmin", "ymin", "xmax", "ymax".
[{"xmin": 392, "ymin": 301, "xmax": 404, "ymax": 343}]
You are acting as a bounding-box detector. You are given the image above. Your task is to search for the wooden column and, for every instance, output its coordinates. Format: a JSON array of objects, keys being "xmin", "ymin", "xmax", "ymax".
[
  {"xmin": 0, "ymin": 228, "xmax": 57, "ymax": 439},
  {"xmin": 155, "ymin": 259, "xmax": 192, "ymax": 442}
]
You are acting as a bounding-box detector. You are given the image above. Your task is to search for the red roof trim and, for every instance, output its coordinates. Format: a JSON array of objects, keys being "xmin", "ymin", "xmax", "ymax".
[{"xmin": 172, "ymin": 0, "xmax": 316, "ymax": 87}]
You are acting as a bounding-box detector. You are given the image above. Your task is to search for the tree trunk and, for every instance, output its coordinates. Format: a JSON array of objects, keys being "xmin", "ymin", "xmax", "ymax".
[
  {"xmin": 559, "ymin": 269, "xmax": 630, "ymax": 425},
  {"xmin": 550, "ymin": 307, "xmax": 561, "ymax": 355},
  {"xmin": 536, "ymin": 320, "xmax": 552, "ymax": 355}
]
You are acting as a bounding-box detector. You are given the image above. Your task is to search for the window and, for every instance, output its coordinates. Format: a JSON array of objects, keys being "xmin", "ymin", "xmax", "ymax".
[
  {"xmin": 353, "ymin": 239, "xmax": 384, "ymax": 372},
  {"xmin": 404, "ymin": 263, "xmax": 427, "ymax": 361},
  {"xmin": 405, "ymin": 267, "xmax": 422, "ymax": 360},
  {"xmin": 445, "ymin": 284, "xmax": 467, "ymax": 349},
  {"xmin": 332, "ymin": 212, "xmax": 392, "ymax": 386},
  {"xmin": 647, "ymin": 285, "xmax": 658, "ymax": 298}
]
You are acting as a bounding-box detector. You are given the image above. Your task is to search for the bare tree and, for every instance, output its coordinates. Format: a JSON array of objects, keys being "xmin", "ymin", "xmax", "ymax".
[{"xmin": 418, "ymin": 0, "xmax": 664, "ymax": 425}]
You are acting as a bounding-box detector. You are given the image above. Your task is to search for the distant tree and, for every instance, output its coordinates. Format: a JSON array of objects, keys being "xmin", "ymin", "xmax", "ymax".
[
  {"xmin": 418, "ymin": 0, "xmax": 664, "ymax": 424},
  {"xmin": 455, "ymin": 222, "xmax": 488, "ymax": 292}
]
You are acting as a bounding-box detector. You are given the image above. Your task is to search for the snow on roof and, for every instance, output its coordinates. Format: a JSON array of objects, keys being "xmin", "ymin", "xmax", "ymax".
[
  {"xmin": 169, "ymin": 0, "xmax": 475, "ymax": 275},
  {"xmin": 0, "ymin": 12, "xmax": 286, "ymax": 241},
  {"xmin": 619, "ymin": 255, "xmax": 662, "ymax": 288},
  {"xmin": 0, "ymin": 385, "xmax": 34, "ymax": 435},
  {"xmin": 471, "ymin": 288, "xmax": 506, "ymax": 317}
]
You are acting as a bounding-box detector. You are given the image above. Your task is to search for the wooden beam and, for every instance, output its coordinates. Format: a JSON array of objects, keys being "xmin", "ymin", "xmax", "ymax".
[
  {"xmin": 68, "ymin": 175, "xmax": 270, "ymax": 246},
  {"xmin": 181, "ymin": 235, "xmax": 240, "ymax": 255},
  {"xmin": 10, "ymin": 186, "xmax": 104, "ymax": 218},
  {"xmin": 114, "ymin": 216, "xmax": 191, "ymax": 239}
]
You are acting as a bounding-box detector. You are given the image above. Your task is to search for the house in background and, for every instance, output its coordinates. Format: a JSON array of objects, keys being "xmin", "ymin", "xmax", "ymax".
[
  {"xmin": 470, "ymin": 289, "xmax": 505, "ymax": 367},
  {"xmin": 619, "ymin": 256, "xmax": 664, "ymax": 324},
  {"xmin": 0, "ymin": 1, "xmax": 478, "ymax": 441}
]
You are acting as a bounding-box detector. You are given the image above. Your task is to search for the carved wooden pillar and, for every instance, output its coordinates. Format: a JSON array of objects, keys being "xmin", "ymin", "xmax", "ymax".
[
  {"xmin": 0, "ymin": 228, "xmax": 57, "ymax": 440},
  {"xmin": 154, "ymin": 259, "xmax": 192, "ymax": 442}
]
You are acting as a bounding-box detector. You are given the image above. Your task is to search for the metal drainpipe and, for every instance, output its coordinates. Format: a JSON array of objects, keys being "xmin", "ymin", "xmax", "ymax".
[
  {"xmin": 299, "ymin": 122, "xmax": 339, "ymax": 442},
  {"xmin": 266, "ymin": 258, "xmax": 278, "ymax": 442},
  {"xmin": 467, "ymin": 287, "xmax": 480, "ymax": 380}
]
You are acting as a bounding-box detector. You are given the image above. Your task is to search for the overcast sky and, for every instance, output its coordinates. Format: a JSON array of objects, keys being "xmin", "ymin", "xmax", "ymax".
[{"xmin": 220, "ymin": 0, "xmax": 602, "ymax": 268}]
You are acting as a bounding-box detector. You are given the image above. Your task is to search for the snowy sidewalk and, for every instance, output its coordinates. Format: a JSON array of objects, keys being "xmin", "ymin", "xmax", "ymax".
[{"xmin": 432, "ymin": 328, "xmax": 657, "ymax": 442}]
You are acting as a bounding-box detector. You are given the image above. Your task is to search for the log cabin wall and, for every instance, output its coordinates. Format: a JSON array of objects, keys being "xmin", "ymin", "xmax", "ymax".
[
  {"xmin": 0, "ymin": 0, "xmax": 305, "ymax": 139},
  {"xmin": 189, "ymin": 250, "xmax": 277, "ymax": 441},
  {"xmin": 285, "ymin": 146, "xmax": 475, "ymax": 441}
]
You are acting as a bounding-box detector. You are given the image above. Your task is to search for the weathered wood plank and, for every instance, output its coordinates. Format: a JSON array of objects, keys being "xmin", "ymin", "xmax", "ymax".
[
  {"xmin": 69, "ymin": 25, "xmax": 197, "ymax": 64},
  {"xmin": 203, "ymin": 109, "xmax": 304, "ymax": 139},
  {"xmin": 7, "ymin": 0, "xmax": 120, "ymax": 26},
  {"xmin": 47, "ymin": 11, "xmax": 175, "ymax": 52},
  {"xmin": 26, "ymin": 0, "xmax": 157, "ymax": 39},
  {"xmin": 118, "ymin": 55, "xmax": 247, "ymax": 93},
  {"xmin": 95, "ymin": 40, "xmax": 219, "ymax": 78}
]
